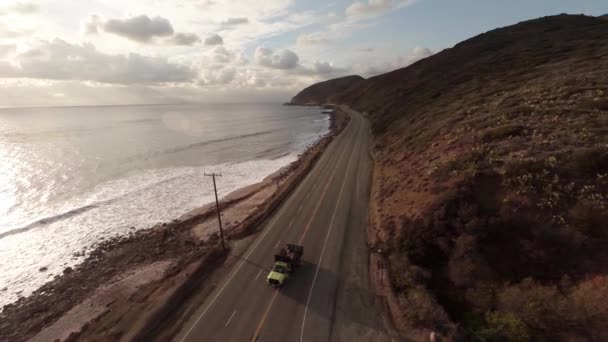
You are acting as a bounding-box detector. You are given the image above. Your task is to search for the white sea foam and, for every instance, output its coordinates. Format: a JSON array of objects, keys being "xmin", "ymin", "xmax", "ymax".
[{"xmin": 0, "ymin": 154, "xmax": 297, "ymax": 308}]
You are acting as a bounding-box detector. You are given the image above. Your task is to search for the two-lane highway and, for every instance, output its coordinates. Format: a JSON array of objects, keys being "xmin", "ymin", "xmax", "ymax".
[{"xmin": 176, "ymin": 108, "xmax": 397, "ymax": 342}]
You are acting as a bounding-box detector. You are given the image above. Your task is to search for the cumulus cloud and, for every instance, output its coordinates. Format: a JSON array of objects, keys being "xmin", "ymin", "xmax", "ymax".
[
  {"xmin": 312, "ymin": 61, "xmax": 349, "ymax": 75},
  {"xmin": 346, "ymin": 0, "xmax": 413, "ymax": 17},
  {"xmin": 411, "ymin": 46, "xmax": 433, "ymax": 60},
  {"xmin": 353, "ymin": 46, "xmax": 433, "ymax": 76},
  {"xmin": 103, "ymin": 15, "xmax": 174, "ymax": 42},
  {"xmin": 221, "ymin": 17, "xmax": 249, "ymax": 26},
  {"xmin": 0, "ymin": 44, "xmax": 16, "ymax": 57},
  {"xmin": 0, "ymin": 2, "xmax": 39, "ymax": 15},
  {"xmin": 200, "ymin": 67, "xmax": 236, "ymax": 85},
  {"xmin": 11, "ymin": 2, "xmax": 39, "ymax": 14},
  {"xmin": 213, "ymin": 46, "xmax": 233, "ymax": 63},
  {"xmin": 0, "ymin": 23, "xmax": 21, "ymax": 38},
  {"xmin": 296, "ymin": 32, "xmax": 329, "ymax": 46},
  {"xmin": 204, "ymin": 34, "xmax": 224, "ymax": 45},
  {"xmin": 82, "ymin": 14, "xmax": 103, "ymax": 35},
  {"xmin": 254, "ymin": 47, "xmax": 299, "ymax": 70},
  {"xmin": 168, "ymin": 32, "xmax": 201, "ymax": 46},
  {"xmin": 84, "ymin": 14, "xmax": 200, "ymax": 46},
  {"xmin": 0, "ymin": 39, "xmax": 196, "ymax": 84},
  {"xmin": 198, "ymin": 0, "xmax": 216, "ymax": 9},
  {"xmin": 292, "ymin": 61, "xmax": 350, "ymax": 77}
]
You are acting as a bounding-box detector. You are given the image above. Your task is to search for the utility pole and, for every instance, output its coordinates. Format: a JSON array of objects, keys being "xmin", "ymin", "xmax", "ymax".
[{"xmin": 205, "ymin": 172, "xmax": 226, "ymax": 250}]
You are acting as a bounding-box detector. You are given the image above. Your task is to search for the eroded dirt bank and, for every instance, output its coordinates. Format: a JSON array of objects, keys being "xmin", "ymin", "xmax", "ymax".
[{"xmin": 0, "ymin": 107, "xmax": 349, "ymax": 342}]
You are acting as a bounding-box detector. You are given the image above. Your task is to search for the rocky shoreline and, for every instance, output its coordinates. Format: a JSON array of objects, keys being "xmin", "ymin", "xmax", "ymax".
[{"xmin": 0, "ymin": 106, "xmax": 349, "ymax": 342}]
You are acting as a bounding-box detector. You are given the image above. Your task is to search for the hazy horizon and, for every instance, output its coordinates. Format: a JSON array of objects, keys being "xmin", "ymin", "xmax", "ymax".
[{"xmin": 0, "ymin": 100, "xmax": 291, "ymax": 110}]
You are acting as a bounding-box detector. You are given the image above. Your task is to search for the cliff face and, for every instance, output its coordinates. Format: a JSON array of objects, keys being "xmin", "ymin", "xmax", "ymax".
[
  {"xmin": 294, "ymin": 14, "xmax": 608, "ymax": 340},
  {"xmin": 288, "ymin": 75, "xmax": 364, "ymax": 105}
]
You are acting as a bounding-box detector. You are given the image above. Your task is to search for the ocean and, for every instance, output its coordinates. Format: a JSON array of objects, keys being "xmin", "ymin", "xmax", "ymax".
[{"xmin": 0, "ymin": 103, "xmax": 329, "ymax": 308}]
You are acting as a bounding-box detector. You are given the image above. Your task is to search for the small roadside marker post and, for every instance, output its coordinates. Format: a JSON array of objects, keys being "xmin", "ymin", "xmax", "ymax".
[
  {"xmin": 377, "ymin": 259, "xmax": 387, "ymax": 286},
  {"xmin": 205, "ymin": 172, "xmax": 226, "ymax": 251}
]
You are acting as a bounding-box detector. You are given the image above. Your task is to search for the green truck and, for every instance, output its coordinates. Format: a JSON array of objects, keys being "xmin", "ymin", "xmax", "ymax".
[{"xmin": 267, "ymin": 244, "xmax": 303, "ymax": 287}]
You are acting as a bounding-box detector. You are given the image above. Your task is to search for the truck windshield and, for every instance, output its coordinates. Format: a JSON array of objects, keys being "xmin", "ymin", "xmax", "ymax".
[{"xmin": 273, "ymin": 265, "xmax": 287, "ymax": 273}]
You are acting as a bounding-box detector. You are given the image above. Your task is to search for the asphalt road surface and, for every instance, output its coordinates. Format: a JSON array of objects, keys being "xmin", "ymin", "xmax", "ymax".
[{"xmin": 176, "ymin": 108, "xmax": 399, "ymax": 342}]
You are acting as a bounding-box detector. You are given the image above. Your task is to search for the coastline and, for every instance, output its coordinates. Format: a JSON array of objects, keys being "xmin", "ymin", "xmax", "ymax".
[{"xmin": 0, "ymin": 106, "xmax": 349, "ymax": 341}]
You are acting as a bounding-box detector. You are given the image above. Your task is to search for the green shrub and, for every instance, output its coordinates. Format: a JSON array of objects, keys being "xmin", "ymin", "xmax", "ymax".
[
  {"xmin": 398, "ymin": 286, "xmax": 450, "ymax": 327},
  {"xmin": 569, "ymin": 200, "xmax": 608, "ymax": 237},
  {"xmin": 572, "ymin": 146, "xmax": 608, "ymax": 176},
  {"xmin": 569, "ymin": 276, "xmax": 608, "ymax": 339},
  {"xmin": 497, "ymin": 278, "xmax": 567, "ymax": 333},
  {"xmin": 479, "ymin": 312, "xmax": 530, "ymax": 342},
  {"xmin": 463, "ymin": 311, "xmax": 530, "ymax": 342}
]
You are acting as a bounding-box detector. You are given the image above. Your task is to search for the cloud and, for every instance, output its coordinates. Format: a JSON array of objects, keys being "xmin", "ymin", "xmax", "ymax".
[
  {"xmin": 200, "ymin": 67, "xmax": 236, "ymax": 85},
  {"xmin": 293, "ymin": 61, "xmax": 350, "ymax": 77},
  {"xmin": 83, "ymin": 14, "xmax": 201, "ymax": 46},
  {"xmin": 353, "ymin": 46, "xmax": 433, "ymax": 76},
  {"xmin": 357, "ymin": 47, "xmax": 374, "ymax": 52},
  {"xmin": 221, "ymin": 17, "xmax": 249, "ymax": 26},
  {"xmin": 0, "ymin": 44, "xmax": 16, "ymax": 57},
  {"xmin": 312, "ymin": 61, "xmax": 349, "ymax": 75},
  {"xmin": 254, "ymin": 47, "xmax": 299, "ymax": 69},
  {"xmin": 198, "ymin": 0, "xmax": 216, "ymax": 9},
  {"xmin": 411, "ymin": 46, "xmax": 433, "ymax": 60},
  {"xmin": 11, "ymin": 2, "xmax": 39, "ymax": 14},
  {"xmin": 204, "ymin": 34, "xmax": 224, "ymax": 45},
  {"xmin": 0, "ymin": 2, "xmax": 40, "ymax": 15},
  {"xmin": 82, "ymin": 14, "xmax": 103, "ymax": 35},
  {"xmin": 168, "ymin": 32, "xmax": 201, "ymax": 46},
  {"xmin": 346, "ymin": 0, "xmax": 414, "ymax": 18},
  {"xmin": 212, "ymin": 46, "xmax": 233, "ymax": 63},
  {"xmin": 296, "ymin": 32, "xmax": 329, "ymax": 46},
  {"xmin": 0, "ymin": 39, "xmax": 196, "ymax": 84},
  {"xmin": 0, "ymin": 23, "xmax": 21, "ymax": 38},
  {"xmin": 103, "ymin": 15, "xmax": 174, "ymax": 42}
]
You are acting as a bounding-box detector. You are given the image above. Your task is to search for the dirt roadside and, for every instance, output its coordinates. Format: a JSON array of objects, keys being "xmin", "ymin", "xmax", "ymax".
[
  {"xmin": 0, "ymin": 106, "xmax": 349, "ymax": 342},
  {"xmin": 367, "ymin": 144, "xmax": 435, "ymax": 342}
]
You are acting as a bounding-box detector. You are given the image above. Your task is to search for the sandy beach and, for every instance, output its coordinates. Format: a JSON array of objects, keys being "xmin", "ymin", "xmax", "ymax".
[{"xmin": 0, "ymin": 106, "xmax": 348, "ymax": 342}]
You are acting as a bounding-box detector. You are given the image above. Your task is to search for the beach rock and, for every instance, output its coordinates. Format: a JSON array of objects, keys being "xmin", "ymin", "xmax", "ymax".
[
  {"xmin": 39, "ymin": 267, "xmax": 48, "ymax": 272},
  {"xmin": 1, "ymin": 287, "xmax": 7, "ymax": 291},
  {"xmin": 63, "ymin": 267, "xmax": 73, "ymax": 274}
]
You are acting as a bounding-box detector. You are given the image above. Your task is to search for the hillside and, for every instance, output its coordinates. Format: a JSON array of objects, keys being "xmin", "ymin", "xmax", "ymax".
[
  {"xmin": 288, "ymin": 75, "xmax": 364, "ymax": 105},
  {"xmin": 293, "ymin": 14, "xmax": 608, "ymax": 341}
]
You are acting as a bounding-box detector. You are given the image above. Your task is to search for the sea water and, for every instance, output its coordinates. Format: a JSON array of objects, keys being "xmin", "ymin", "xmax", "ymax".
[{"xmin": 0, "ymin": 103, "xmax": 329, "ymax": 308}]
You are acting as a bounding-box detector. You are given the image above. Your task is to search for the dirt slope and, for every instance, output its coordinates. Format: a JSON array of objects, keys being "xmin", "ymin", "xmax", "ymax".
[{"xmin": 293, "ymin": 14, "xmax": 608, "ymax": 341}]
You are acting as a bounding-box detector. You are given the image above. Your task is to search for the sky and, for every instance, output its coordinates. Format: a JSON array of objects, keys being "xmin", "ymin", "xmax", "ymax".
[{"xmin": 0, "ymin": 0, "xmax": 606, "ymax": 107}]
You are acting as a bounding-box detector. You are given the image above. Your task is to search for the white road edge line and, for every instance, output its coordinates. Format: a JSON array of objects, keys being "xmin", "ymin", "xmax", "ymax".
[
  {"xmin": 255, "ymin": 269, "xmax": 263, "ymax": 280},
  {"xmin": 274, "ymin": 239, "xmax": 281, "ymax": 249},
  {"xmin": 179, "ymin": 118, "xmax": 354, "ymax": 342},
  {"xmin": 300, "ymin": 116, "xmax": 360, "ymax": 342},
  {"xmin": 225, "ymin": 310, "xmax": 237, "ymax": 328}
]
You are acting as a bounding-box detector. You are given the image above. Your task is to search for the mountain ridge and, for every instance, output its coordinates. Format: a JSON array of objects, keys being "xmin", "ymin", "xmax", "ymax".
[{"xmin": 292, "ymin": 13, "xmax": 608, "ymax": 341}]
